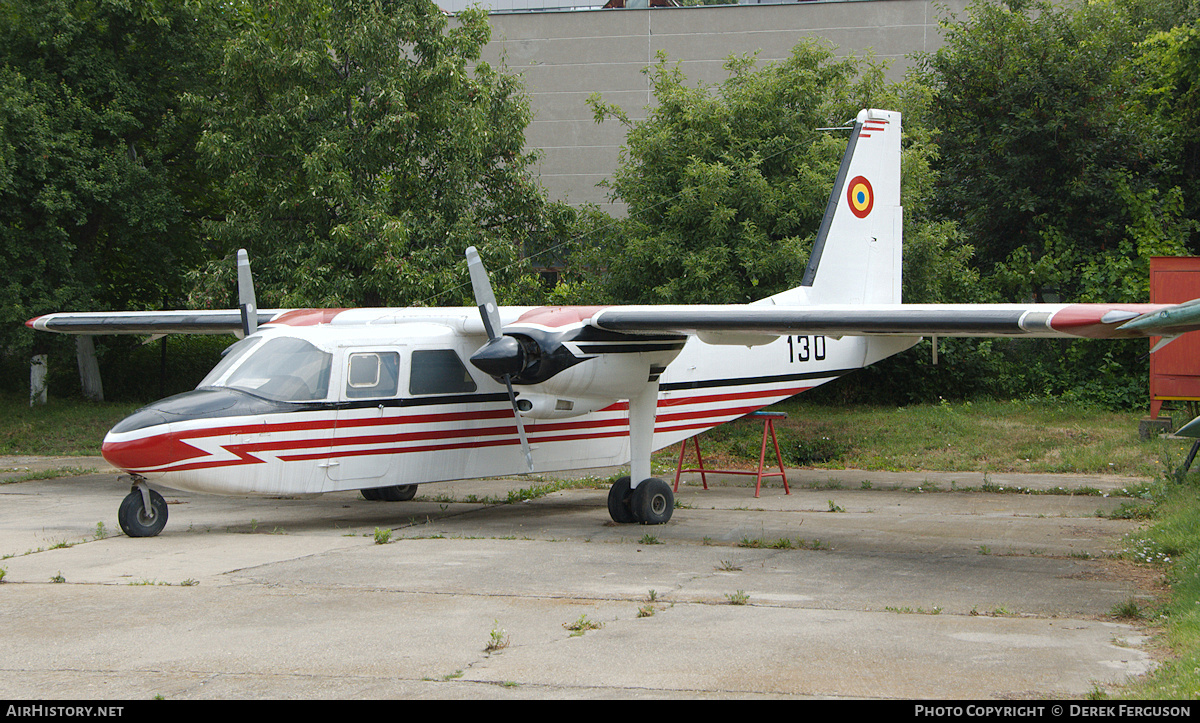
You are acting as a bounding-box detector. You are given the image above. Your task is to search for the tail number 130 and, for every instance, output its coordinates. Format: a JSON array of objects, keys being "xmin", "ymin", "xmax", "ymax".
[{"xmin": 787, "ymin": 335, "xmax": 826, "ymax": 363}]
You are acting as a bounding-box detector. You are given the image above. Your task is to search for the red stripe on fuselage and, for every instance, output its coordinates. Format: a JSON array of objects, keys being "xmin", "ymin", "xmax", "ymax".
[{"xmin": 106, "ymin": 384, "xmax": 812, "ymax": 473}]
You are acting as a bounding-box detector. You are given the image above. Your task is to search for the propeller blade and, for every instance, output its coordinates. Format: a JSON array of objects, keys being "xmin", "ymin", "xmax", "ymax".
[
  {"xmin": 466, "ymin": 246, "xmax": 502, "ymax": 341},
  {"xmin": 503, "ymin": 375, "xmax": 534, "ymax": 471},
  {"xmin": 237, "ymin": 249, "xmax": 258, "ymax": 337},
  {"xmin": 465, "ymin": 246, "xmax": 533, "ymax": 471}
]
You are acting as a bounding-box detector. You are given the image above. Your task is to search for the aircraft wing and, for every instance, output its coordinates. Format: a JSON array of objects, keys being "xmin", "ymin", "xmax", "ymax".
[
  {"xmin": 589, "ymin": 302, "xmax": 1200, "ymax": 340},
  {"xmin": 25, "ymin": 309, "xmax": 291, "ymax": 335}
]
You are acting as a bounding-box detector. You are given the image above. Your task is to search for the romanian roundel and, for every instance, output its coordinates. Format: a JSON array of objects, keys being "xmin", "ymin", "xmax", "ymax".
[{"xmin": 846, "ymin": 175, "xmax": 874, "ymax": 218}]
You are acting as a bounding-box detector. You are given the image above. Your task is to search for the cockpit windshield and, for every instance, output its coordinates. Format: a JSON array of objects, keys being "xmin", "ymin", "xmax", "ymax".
[
  {"xmin": 198, "ymin": 337, "xmax": 261, "ymax": 389},
  {"xmin": 199, "ymin": 336, "xmax": 332, "ymax": 402}
]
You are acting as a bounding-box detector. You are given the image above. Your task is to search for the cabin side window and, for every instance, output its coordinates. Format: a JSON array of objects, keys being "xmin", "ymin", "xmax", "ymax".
[
  {"xmin": 345, "ymin": 352, "xmax": 400, "ymax": 399},
  {"xmin": 409, "ymin": 349, "xmax": 477, "ymax": 395}
]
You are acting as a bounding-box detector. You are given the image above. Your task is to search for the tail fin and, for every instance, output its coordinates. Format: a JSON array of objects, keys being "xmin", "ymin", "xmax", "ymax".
[{"xmin": 800, "ymin": 108, "xmax": 902, "ymax": 305}]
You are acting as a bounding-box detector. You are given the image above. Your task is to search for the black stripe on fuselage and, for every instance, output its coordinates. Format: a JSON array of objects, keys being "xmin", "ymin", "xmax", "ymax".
[
  {"xmin": 573, "ymin": 342, "xmax": 687, "ymax": 354},
  {"xmin": 659, "ymin": 368, "xmax": 859, "ymax": 392}
]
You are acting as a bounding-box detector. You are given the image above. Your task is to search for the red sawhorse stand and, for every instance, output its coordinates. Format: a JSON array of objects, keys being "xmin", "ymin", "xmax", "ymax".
[{"xmin": 673, "ymin": 411, "xmax": 789, "ymax": 498}]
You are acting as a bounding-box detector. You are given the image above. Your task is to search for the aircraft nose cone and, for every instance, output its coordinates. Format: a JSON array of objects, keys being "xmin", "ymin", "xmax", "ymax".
[
  {"xmin": 101, "ymin": 430, "xmax": 158, "ymax": 473},
  {"xmin": 100, "ymin": 388, "xmax": 247, "ymax": 473},
  {"xmin": 102, "ymin": 406, "xmax": 177, "ymax": 473},
  {"xmin": 470, "ymin": 336, "xmax": 526, "ymax": 378}
]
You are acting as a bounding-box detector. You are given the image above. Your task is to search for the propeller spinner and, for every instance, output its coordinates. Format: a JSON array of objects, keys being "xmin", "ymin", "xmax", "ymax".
[{"xmin": 465, "ymin": 247, "xmax": 534, "ymax": 471}]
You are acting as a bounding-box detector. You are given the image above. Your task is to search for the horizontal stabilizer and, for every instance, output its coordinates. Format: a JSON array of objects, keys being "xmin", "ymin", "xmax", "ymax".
[{"xmin": 1117, "ymin": 298, "xmax": 1200, "ymax": 336}]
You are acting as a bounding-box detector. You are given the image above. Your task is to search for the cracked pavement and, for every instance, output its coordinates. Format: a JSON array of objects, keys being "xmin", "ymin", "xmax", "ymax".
[{"xmin": 0, "ymin": 466, "xmax": 1163, "ymax": 699}]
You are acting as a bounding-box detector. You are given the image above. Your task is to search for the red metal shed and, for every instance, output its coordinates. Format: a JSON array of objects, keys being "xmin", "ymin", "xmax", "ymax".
[{"xmin": 1150, "ymin": 256, "xmax": 1200, "ymax": 419}]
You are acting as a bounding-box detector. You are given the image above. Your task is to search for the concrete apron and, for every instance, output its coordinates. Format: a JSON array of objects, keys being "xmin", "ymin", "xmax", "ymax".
[{"xmin": 0, "ymin": 465, "xmax": 1160, "ymax": 699}]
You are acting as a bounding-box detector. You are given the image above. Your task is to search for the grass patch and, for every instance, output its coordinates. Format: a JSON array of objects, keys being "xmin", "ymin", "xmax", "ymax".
[
  {"xmin": 0, "ymin": 395, "xmax": 140, "ymax": 456},
  {"xmin": 656, "ymin": 398, "xmax": 1186, "ymax": 477},
  {"xmin": 1112, "ymin": 480, "xmax": 1200, "ymax": 699},
  {"xmin": 1, "ymin": 466, "xmax": 97, "ymax": 484}
]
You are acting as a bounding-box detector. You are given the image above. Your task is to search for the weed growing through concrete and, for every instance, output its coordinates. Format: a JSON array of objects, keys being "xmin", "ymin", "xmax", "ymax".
[
  {"xmin": 739, "ymin": 536, "xmax": 828, "ymax": 551},
  {"xmin": 884, "ymin": 605, "xmax": 943, "ymax": 615},
  {"xmin": 373, "ymin": 527, "xmax": 391, "ymax": 545},
  {"xmin": 563, "ymin": 614, "xmax": 603, "ymax": 636},
  {"xmin": 1111, "ymin": 598, "xmax": 1144, "ymax": 620},
  {"xmin": 726, "ymin": 590, "xmax": 750, "ymax": 605},
  {"xmin": 485, "ymin": 620, "xmax": 510, "ymax": 652}
]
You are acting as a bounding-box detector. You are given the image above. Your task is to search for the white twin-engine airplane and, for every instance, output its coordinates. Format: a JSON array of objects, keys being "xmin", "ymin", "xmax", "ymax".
[{"xmin": 28, "ymin": 109, "xmax": 1200, "ymax": 537}]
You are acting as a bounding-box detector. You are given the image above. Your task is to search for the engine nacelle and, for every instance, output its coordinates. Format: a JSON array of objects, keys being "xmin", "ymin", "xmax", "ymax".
[
  {"xmin": 520, "ymin": 351, "xmax": 668, "ymax": 402},
  {"xmin": 513, "ymin": 392, "xmax": 613, "ymax": 419}
]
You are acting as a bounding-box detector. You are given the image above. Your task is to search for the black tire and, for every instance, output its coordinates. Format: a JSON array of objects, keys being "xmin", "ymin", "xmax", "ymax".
[
  {"xmin": 607, "ymin": 475, "xmax": 637, "ymax": 524},
  {"xmin": 631, "ymin": 478, "xmax": 673, "ymax": 525},
  {"xmin": 360, "ymin": 488, "xmax": 381, "ymax": 501},
  {"xmin": 377, "ymin": 485, "xmax": 417, "ymax": 501},
  {"xmin": 118, "ymin": 488, "xmax": 168, "ymax": 537}
]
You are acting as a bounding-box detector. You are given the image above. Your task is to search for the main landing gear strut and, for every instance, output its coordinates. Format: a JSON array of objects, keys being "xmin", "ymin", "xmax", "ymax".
[{"xmin": 606, "ymin": 384, "xmax": 674, "ymax": 525}]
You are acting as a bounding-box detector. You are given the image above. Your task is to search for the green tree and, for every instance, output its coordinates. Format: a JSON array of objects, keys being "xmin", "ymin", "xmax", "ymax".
[
  {"xmin": 919, "ymin": 0, "xmax": 1193, "ymax": 300},
  {"xmin": 911, "ymin": 0, "xmax": 1200, "ymax": 407},
  {"xmin": 0, "ymin": 0, "xmax": 226, "ymax": 357},
  {"xmin": 1134, "ymin": 17, "xmax": 1200, "ymax": 242},
  {"xmin": 578, "ymin": 43, "xmax": 979, "ymax": 308},
  {"xmin": 581, "ymin": 45, "xmax": 870, "ymax": 304},
  {"xmin": 188, "ymin": 0, "xmax": 555, "ymax": 309}
]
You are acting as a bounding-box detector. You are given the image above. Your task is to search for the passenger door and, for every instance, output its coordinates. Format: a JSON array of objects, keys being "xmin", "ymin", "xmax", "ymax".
[{"xmin": 326, "ymin": 348, "xmax": 404, "ymax": 483}]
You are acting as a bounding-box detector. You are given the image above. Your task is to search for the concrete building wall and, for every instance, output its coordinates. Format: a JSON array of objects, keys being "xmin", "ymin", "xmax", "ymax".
[{"xmin": 475, "ymin": 0, "xmax": 970, "ymax": 212}]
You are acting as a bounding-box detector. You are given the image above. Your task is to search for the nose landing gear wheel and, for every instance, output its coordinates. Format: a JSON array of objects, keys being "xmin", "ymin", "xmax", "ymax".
[{"xmin": 118, "ymin": 487, "xmax": 168, "ymax": 537}]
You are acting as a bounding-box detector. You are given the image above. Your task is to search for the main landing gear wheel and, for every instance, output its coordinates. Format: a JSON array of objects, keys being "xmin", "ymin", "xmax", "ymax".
[
  {"xmin": 118, "ymin": 487, "xmax": 168, "ymax": 537},
  {"xmin": 608, "ymin": 476, "xmax": 673, "ymax": 525},
  {"xmin": 631, "ymin": 478, "xmax": 673, "ymax": 525},
  {"xmin": 361, "ymin": 485, "xmax": 417, "ymax": 502},
  {"xmin": 607, "ymin": 476, "xmax": 637, "ymax": 523}
]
